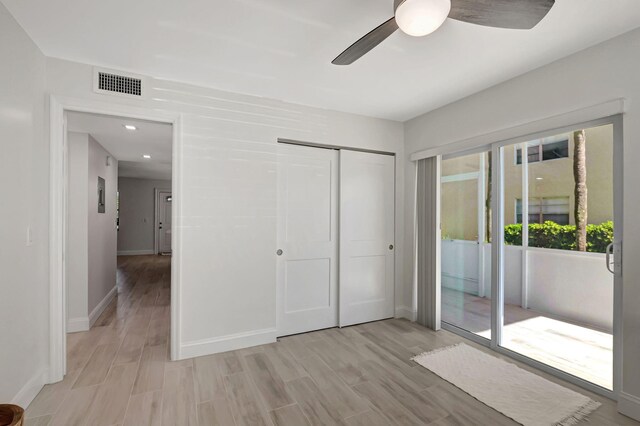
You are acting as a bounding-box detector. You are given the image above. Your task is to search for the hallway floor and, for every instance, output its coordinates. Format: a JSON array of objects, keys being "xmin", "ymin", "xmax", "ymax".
[{"xmin": 25, "ymin": 256, "xmax": 635, "ymax": 425}]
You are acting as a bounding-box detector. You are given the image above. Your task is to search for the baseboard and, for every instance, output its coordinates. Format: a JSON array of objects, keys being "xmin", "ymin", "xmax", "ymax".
[
  {"xmin": 67, "ymin": 316, "xmax": 90, "ymax": 333},
  {"xmin": 619, "ymin": 392, "xmax": 640, "ymax": 421},
  {"xmin": 12, "ymin": 368, "xmax": 48, "ymax": 409},
  {"xmin": 395, "ymin": 305, "xmax": 417, "ymax": 321},
  {"xmin": 180, "ymin": 328, "xmax": 277, "ymax": 359},
  {"xmin": 117, "ymin": 249, "xmax": 155, "ymax": 256},
  {"xmin": 88, "ymin": 286, "xmax": 117, "ymax": 327}
]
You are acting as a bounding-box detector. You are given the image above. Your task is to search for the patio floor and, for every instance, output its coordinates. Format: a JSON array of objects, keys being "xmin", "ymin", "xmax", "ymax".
[{"xmin": 442, "ymin": 287, "xmax": 613, "ymax": 390}]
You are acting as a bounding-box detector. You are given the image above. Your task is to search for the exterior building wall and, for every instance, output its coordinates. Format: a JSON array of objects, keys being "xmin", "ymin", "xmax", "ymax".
[{"xmin": 441, "ymin": 125, "xmax": 613, "ymax": 241}]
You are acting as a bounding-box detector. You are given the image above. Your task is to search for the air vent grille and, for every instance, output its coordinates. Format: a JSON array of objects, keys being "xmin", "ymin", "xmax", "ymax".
[{"xmin": 98, "ymin": 72, "xmax": 142, "ymax": 96}]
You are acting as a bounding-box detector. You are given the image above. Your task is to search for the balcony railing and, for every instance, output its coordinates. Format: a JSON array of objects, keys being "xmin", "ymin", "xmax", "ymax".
[{"xmin": 441, "ymin": 239, "xmax": 613, "ymax": 331}]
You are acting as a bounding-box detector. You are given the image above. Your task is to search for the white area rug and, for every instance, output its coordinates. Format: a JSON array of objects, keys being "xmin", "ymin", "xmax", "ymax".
[{"xmin": 412, "ymin": 343, "xmax": 601, "ymax": 426}]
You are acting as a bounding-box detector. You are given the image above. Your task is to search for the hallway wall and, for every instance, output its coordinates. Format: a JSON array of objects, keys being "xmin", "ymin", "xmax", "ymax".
[
  {"xmin": 118, "ymin": 177, "xmax": 171, "ymax": 255},
  {"xmin": 67, "ymin": 132, "xmax": 89, "ymax": 329},
  {"xmin": 87, "ymin": 135, "xmax": 118, "ymax": 319},
  {"xmin": 66, "ymin": 132, "xmax": 118, "ymax": 330}
]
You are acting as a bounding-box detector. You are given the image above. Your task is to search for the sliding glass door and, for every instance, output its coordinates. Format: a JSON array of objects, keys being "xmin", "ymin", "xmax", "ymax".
[
  {"xmin": 497, "ymin": 124, "xmax": 616, "ymax": 391},
  {"xmin": 439, "ymin": 117, "xmax": 621, "ymax": 395},
  {"xmin": 440, "ymin": 150, "xmax": 492, "ymax": 340}
]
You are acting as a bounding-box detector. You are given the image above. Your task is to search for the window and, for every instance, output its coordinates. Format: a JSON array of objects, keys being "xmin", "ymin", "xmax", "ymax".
[
  {"xmin": 516, "ymin": 139, "xmax": 569, "ymax": 164},
  {"xmin": 516, "ymin": 197, "xmax": 570, "ymax": 225}
]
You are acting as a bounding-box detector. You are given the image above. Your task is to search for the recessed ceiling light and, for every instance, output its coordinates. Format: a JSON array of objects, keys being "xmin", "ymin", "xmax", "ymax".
[
  {"xmin": 536, "ymin": 177, "xmax": 544, "ymax": 180},
  {"xmin": 123, "ymin": 124, "xmax": 137, "ymax": 131},
  {"xmin": 142, "ymin": 154, "xmax": 151, "ymax": 159}
]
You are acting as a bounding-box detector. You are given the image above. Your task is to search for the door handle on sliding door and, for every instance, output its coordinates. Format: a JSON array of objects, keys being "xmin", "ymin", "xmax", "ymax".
[{"xmin": 605, "ymin": 242, "xmax": 615, "ymax": 274}]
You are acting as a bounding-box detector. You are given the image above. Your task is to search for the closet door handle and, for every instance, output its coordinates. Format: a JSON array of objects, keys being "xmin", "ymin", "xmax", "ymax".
[
  {"xmin": 389, "ymin": 244, "xmax": 394, "ymax": 250},
  {"xmin": 276, "ymin": 249, "xmax": 283, "ymax": 256}
]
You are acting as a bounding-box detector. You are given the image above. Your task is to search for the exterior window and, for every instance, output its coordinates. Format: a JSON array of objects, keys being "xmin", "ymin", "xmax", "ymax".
[
  {"xmin": 516, "ymin": 139, "xmax": 569, "ymax": 164},
  {"xmin": 516, "ymin": 197, "xmax": 570, "ymax": 225}
]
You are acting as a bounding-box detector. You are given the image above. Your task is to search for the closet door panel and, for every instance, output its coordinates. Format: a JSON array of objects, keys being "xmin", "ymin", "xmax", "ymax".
[
  {"xmin": 277, "ymin": 145, "xmax": 338, "ymax": 336},
  {"xmin": 339, "ymin": 150, "xmax": 395, "ymax": 327}
]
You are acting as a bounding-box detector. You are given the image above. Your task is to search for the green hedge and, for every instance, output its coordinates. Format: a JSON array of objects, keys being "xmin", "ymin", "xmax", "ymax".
[{"xmin": 504, "ymin": 221, "xmax": 613, "ymax": 253}]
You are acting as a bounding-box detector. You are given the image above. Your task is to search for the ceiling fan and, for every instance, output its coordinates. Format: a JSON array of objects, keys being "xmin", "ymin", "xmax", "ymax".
[{"xmin": 332, "ymin": 0, "xmax": 555, "ymax": 65}]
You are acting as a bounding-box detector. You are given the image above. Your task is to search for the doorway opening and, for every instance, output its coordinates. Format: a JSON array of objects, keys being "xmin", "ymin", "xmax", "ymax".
[
  {"xmin": 65, "ymin": 110, "xmax": 173, "ymax": 372},
  {"xmin": 48, "ymin": 96, "xmax": 181, "ymax": 384},
  {"xmin": 155, "ymin": 189, "xmax": 172, "ymax": 255}
]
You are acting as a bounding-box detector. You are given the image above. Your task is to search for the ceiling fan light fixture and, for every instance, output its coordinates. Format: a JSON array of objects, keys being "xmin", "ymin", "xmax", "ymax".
[{"xmin": 395, "ymin": 0, "xmax": 451, "ymax": 37}]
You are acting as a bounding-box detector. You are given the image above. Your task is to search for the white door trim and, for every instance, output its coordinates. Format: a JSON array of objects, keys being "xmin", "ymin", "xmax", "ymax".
[
  {"xmin": 49, "ymin": 95, "xmax": 184, "ymax": 383},
  {"xmin": 154, "ymin": 188, "xmax": 172, "ymax": 255}
]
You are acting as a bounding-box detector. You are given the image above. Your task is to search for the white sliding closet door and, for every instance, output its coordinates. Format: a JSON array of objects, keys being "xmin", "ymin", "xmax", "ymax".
[
  {"xmin": 339, "ymin": 150, "xmax": 395, "ymax": 327},
  {"xmin": 277, "ymin": 144, "xmax": 339, "ymax": 336}
]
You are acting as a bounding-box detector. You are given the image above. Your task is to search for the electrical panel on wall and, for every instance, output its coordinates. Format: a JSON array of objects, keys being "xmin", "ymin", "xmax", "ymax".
[
  {"xmin": 97, "ymin": 176, "xmax": 106, "ymax": 213},
  {"xmin": 93, "ymin": 67, "xmax": 147, "ymax": 99}
]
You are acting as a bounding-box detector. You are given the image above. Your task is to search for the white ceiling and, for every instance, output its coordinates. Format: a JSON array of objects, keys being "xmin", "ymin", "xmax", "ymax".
[
  {"xmin": 5, "ymin": 0, "xmax": 640, "ymax": 121},
  {"xmin": 67, "ymin": 112, "xmax": 172, "ymax": 180},
  {"xmin": 117, "ymin": 161, "xmax": 172, "ymax": 181}
]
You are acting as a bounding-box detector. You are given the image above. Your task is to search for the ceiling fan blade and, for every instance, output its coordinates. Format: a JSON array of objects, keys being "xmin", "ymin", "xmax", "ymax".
[
  {"xmin": 332, "ymin": 17, "xmax": 398, "ymax": 65},
  {"xmin": 449, "ymin": 0, "xmax": 555, "ymax": 30}
]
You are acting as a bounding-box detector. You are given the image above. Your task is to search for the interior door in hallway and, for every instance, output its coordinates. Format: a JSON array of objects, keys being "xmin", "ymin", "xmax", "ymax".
[
  {"xmin": 277, "ymin": 144, "xmax": 339, "ymax": 336},
  {"xmin": 339, "ymin": 150, "xmax": 395, "ymax": 327},
  {"xmin": 157, "ymin": 190, "xmax": 172, "ymax": 254}
]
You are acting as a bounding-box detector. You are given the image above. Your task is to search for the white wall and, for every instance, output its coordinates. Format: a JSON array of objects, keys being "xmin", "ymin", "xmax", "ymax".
[
  {"xmin": 527, "ymin": 248, "xmax": 612, "ymax": 331},
  {"xmin": 118, "ymin": 177, "xmax": 171, "ymax": 255},
  {"xmin": 440, "ymin": 241, "xmax": 522, "ymax": 306},
  {"xmin": 441, "ymin": 240, "xmax": 479, "ymax": 294},
  {"xmin": 66, "ymin": 132, "xmax": 118, "ymax": 328},
  {"xmin": 404, "ymin": 27, "xmax": 640, "ymax": 415},
  {"xmin": 87, "ymin": 135, "xmax": 118, "ymax": 318},
  {"xmin": 441, "ymin": 241, "xmax": 612, "ymax": 330},
  {"xmin": 67, "ymin": 132, "xmax": 89, "ymax": 329},
  {"xmin": 46, "ymin": 57, "xmax": 405, "ymax": 358},
  {"xmin": 0, "ymin": 2, "xmax": 49, "ymax": 407}
]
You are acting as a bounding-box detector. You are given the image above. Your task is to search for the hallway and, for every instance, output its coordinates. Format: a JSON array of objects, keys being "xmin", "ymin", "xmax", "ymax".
[{"xmin": 26, "ymin": 255, "xmax": 172, "ymax": 425}]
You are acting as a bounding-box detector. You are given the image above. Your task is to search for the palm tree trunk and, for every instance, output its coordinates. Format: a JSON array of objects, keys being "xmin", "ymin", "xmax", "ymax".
[
  {"xmin": 485, "ymin": 151, "xmax": 492, "ymax": 243},
  {"xmin": 573, "ymin": 130, "xmax": 588, "ymax": 251}
]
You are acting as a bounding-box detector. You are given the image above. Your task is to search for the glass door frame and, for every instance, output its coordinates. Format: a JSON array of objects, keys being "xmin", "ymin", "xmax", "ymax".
[{"xmin": 440, "ymin": 114, "xmax": 623, "ymax": 400}]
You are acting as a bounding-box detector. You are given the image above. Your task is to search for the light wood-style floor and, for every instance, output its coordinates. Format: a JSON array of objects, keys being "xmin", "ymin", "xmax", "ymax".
[
  {"xmin": 25, "ymin": 255, "xmax": 637, "ymax": 425},
  {"xmin": 442, "ymin": 287, "xmax": 613, "ymax": 389}
]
